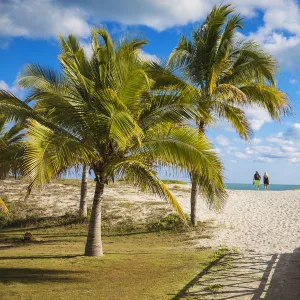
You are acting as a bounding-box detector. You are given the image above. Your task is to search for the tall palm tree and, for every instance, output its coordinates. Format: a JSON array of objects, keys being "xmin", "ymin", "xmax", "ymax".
[
  {"xmin": 0, "ymin": 28, "xmax": 226, "ymax": 256},
  {"xmin": 0, "ymin": 120, "xmax": 25, "ymax": 179},
  {"xmin": 168, "ymin": 4, "xmax": 290, "ymax": 226}
]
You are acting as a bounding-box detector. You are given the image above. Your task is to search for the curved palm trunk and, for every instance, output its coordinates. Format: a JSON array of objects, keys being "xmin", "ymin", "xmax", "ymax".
[
  {"xmin": 79, "ymin": 164, "xmax": 88, "ymax": 217},
  {"xmin": 190, "ymin": 173, "xmax": 199, "ymax": 226},
  {"xmin": 84, "ymin": 179, "xmax": 105, "ymax": 256},
  {"xmin": 190, "ymin": 120, "xmax": 205, "ymax": 226}
]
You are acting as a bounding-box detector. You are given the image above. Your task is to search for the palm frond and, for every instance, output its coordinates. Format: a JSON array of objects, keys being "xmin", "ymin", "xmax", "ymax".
[
  {"xmin": 0, "ymin": 197, "xmax": 9, "ymax": 216},
  {"xmin": 106, "ymin": 158, "xmax": 187, "ymax": 222}
]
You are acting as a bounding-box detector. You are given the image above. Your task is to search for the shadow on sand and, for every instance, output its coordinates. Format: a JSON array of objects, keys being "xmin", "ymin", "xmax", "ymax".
[{"xmin": 172, "ymin": 247, "xmax": 300, "ymax": 300}]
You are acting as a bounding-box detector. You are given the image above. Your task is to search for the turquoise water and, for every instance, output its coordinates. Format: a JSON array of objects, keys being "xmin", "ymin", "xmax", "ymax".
[{"xmin": 225, "ymin": 183, "xmax": 300, "ymax": 191}]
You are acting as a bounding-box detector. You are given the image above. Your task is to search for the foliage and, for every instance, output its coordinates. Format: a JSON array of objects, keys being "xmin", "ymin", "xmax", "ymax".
[
  {"xmin": 168, "ymin": 4, "xmax": 290, "ymax": 136},
  {"xmin": 0, "ymin": 28, "xmax": 227, "ymax": 223},
  {"xmin": 146, "ymin": 213, "xmax": 188, "ymax": 232},
  {"xmin": 161, "ymin": 179, "xmax": 188, "ymax": 184},
  {"xmin": 0, "ymin": 120, "xmax": 25, "ymax": 179}
]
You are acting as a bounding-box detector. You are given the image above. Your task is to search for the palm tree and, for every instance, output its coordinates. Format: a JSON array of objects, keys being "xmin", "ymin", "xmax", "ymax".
[
  {"xmin": 24, "ymin": 31, "xmax": 150, "ymax": 217},
  {"xmin": 0, "ymin": 119, "xmax": 25, "ymax": 179},
  {"xmin": 0, "ymin": 28, "xmax": 226, "ymax": 256},
  {"xmin": 168, "ymin": 4, "xmax": 290, "ymax": 226}
]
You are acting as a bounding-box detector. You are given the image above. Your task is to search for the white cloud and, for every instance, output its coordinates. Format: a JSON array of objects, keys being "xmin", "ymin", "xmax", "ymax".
[
  {"xmin": 284, "ymin": 123, "xmax": 300, "ymax": 140},
  {"xmin": 0, "ymin": 0, "xmax": 90, "ymax": 39},
  {"xmin": 216, "ymin": 135, "xmax": 230, "ymax": 146},
  {"xmin": 290, "ymin": 78, "xmax": 297, "ymax": 84},
  {"xmin": 289, "ymin": 157, "xmax": 300, "ymax": 163},
  {"xmin": 214, "ymin": 148, "xmax": 221, "ymax": 154},
  {"xmin": 0, "ymin": 80, "xmax": 23, "ymax": 98},
  {"xmin": 281, "ymin": 145, "xmax": 298, "ymax": 153},
  {"xmin": 250, "ymin": 138, "xmax": 262, "ymax": 145},
  {"xmin": 254, "ymin": 157, "xmax": 274, "ymax": 163},
  {"xmin": 235, "ymin": 152, "xmax": 249, "ymax": 159},
  {"xmin": 245, "ymin": 147, "xmax": 255, "ymax": 155},
  {"xmin": 0, "ymin": 1, "xmax": 297, "ymax": 39},
  {"xmin": 230, "ymin": 159, "xmax": 237, "ymax": 163},
  {"xmin": 1, "ymin": 0, "xmax": 300, "ymax": 71},
  {"xmin": 244, "ymin": 105, "xmax": 272, "ymax": 131},
  {"xmin": 139, "ymin": 50, "xmax": 160, "ymax": 63},
  {"xmin": 0, "ymin": 80, "xmax": 9, "ymax": 90},
  {"xmin": 267, "ymin": 133, "xmax": 294, "ymax": 145},
  {"xmin": 80, "ymin": 41, "xmax": 93, "ymax": 59}
]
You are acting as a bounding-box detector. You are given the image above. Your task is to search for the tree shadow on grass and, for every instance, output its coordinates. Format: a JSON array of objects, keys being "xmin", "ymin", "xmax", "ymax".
[
  {"xmin": 171, "ymin": 247, "xmax": 300, "ymax": 300},
  {"xmin": 0, "ymin": 254, "xmax": 79, "ymax": 260},
  {"xmin": 0, "ymin": 267, "xmax": 84, "ymax": 284},
  {"xmin": 0, "ymin": 238, "xmax": 73, "ymax": 250}
]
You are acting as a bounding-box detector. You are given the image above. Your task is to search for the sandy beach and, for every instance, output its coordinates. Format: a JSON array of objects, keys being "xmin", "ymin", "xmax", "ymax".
[
  {"xmin": 195, "ymin": 189, "xmax": 300, "ymax": 254},
  {"xmin": 2, "ymin": 180, "xmax": 300, "ymax": 299},
  {"xmin": 1, "ymin": 180, "xmax": 300, "ymax": 254}
]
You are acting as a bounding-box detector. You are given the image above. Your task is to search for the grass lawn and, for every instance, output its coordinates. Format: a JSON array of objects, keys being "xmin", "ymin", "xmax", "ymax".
[{"xmin": 0, "ymin": 224, "xmax": 213, "ymax": 300}]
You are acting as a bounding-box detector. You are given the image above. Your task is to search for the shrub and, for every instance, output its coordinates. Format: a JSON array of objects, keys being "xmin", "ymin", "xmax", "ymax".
[{"xmin": 146, "ymin": 214, "xmax": 188, "ymax": 232}]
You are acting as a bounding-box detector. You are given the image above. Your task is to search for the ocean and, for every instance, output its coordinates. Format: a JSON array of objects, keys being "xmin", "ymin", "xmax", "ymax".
[{"xmin": 225, "ymin": 183, "xmax": 300, "ymax": 191}]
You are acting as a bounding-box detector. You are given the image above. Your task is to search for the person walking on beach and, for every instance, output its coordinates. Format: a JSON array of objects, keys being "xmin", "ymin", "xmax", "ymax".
[
  {"xmin": 263, "ymin": 172, "xmax": 270, "ymax": 190},
  {"xmin": 253, "ymin": 171, "xmax": 261, "ymax": 190}
]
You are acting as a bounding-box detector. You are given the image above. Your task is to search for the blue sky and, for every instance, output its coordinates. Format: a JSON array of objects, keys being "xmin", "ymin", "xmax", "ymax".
[{"xmin": 1, "ymin": 0, "xmax": 300, "ymax": 184}]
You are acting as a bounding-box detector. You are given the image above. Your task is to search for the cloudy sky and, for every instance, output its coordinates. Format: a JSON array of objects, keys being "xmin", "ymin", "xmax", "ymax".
[{"xmin": 1, "ymin": 0, "xmax": 300, "ymax": 184}]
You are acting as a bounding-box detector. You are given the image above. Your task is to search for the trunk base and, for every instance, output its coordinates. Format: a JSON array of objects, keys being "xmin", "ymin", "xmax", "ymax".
[{"xmin": 84, "ymin": 179, "xmax": 104, "ymax": 257}]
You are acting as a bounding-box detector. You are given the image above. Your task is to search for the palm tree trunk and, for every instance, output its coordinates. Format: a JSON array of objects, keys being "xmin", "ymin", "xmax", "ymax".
[
  {"xmin": 190, "ymin": 120, "xmax": 205, "ymax": 226},
  {"xmin": 84, "ymin": 179, "xmax": 105, "ymax": 256},
  {"xmin": 190, "ymin": 173, "xmax": 198, "ymax": 226},
  {"xmin": 79, "ymin": 164, "xmax": 88, "ymax": 217}
]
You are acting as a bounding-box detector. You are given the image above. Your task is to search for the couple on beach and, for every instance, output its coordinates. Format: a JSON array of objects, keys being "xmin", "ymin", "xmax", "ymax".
[{"xmin": 253, "ymin": 171, "xmax": 270, "ymax": 190}]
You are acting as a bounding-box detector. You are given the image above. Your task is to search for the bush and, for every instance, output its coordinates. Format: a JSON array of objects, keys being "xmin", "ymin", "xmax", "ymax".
[
  {"xmin": 0, "ymin": 211, "xmax": 88, "ymax": 229},
  {"xmin": 161, "ymin": 179, "xmax": 188, "ymax": 184},
  {"xmin": 146, "ymin": 214, "xmax": 188, "ymax": 232}
]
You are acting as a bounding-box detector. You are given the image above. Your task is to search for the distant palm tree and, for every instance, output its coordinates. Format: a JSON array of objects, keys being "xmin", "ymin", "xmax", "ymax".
[
  {"xmin": 0, "ymin": 120, "xmax": 25, "ymax": 180},
  {"xmin": 0, "ymin": 28, "xmax": 226, "ymax": 256},
  {"xmin": 169, "ymin": 4, "xmax": 291, "ymax": 226}
]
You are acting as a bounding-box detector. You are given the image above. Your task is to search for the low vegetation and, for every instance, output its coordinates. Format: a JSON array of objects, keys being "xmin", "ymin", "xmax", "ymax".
[
  {"xmin": 0, "ymin": 215, "xmax": 214, "ymax": 300},
  {"xmin": 0, "ymin": 178, "xmax": 218, "ymax": 299}
]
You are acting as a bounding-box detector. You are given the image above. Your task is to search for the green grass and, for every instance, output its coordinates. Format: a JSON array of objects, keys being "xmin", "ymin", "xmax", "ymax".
[
  {"xmin": 161, "ymin": 179, "xmax": 188, "ymax": 184},
  {"xmin": 0, "ymin": 224, "xmax": 212, "ymax": 300}
]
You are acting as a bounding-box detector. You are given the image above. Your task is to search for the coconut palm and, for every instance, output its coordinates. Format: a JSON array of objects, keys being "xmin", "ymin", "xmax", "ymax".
[
  {"xmin": 22, "ymin": 31, "xmax": 148, "ymax": 217},
  {"xmin": 0, "ymin": 28, "xmax": 226, "ymax": 256},
  {"xmin": 0, "ymin": 119, "xmax": 25, "ymax": 179},
  {"xmin": 168, "ymin": 4, "xmax": 290, "ymax": 226}
]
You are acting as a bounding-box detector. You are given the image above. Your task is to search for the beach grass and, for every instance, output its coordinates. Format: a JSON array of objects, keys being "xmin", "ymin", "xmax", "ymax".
[{"xmin": 0, "ymin": 224, "xmax": 212, "ymax": 300}]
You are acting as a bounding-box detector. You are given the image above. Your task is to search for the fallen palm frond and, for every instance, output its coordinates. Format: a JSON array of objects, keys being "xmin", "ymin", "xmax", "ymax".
[{"xmin": 0, "ymin": 196, "xmax": 9, "ymax": 216}]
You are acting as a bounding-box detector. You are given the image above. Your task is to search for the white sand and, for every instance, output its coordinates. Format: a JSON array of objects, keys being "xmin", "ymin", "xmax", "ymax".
[
  {"xmin": 190, "ymin": 189, "xmax": 300, "ymax": 254},
  {"xmin": 1, "ymin": 180, "xmax": 300, "ymax": 254}
]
